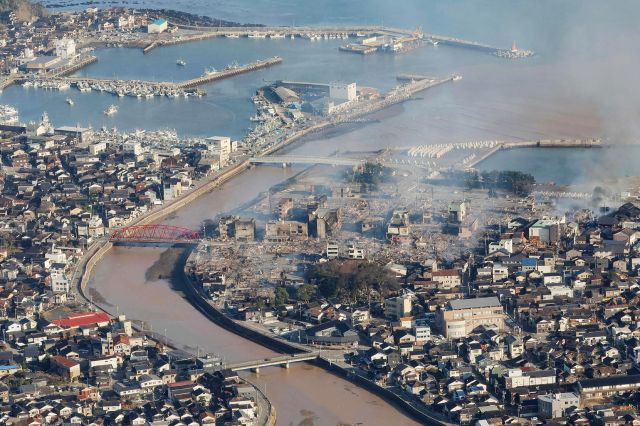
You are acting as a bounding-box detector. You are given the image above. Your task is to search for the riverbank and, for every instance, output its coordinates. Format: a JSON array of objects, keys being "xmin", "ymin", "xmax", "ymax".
[{"xmin": 180, "ymin": 247, "xmax": 452, "ymax": 426}]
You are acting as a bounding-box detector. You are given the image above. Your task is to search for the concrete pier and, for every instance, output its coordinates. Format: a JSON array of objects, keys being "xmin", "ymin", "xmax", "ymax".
[
  {"xmin": 47, "ymin": 55, "xmax": 98, "ymax": 78},
  {"xmin": 176, "ymin": 56, "xmax": 283, "ymax": 89}
]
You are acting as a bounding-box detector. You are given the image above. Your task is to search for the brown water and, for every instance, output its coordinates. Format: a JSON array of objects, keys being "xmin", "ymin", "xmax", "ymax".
[{"xmin": 89, "ymin": 57, "xmax": 607, "ymax": 425}]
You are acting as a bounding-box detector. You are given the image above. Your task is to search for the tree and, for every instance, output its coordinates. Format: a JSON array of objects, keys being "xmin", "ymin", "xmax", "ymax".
[
  {"xmin": 296, "ymin": 284, "xmax": 317, "ymax": 303},
  {"xmin": 274, "ymin": 287, "xmax": 289, "ymax": 307},
  {"xmin": 307, "ymin": 260, "xmax": 399, "ymax": 304}
]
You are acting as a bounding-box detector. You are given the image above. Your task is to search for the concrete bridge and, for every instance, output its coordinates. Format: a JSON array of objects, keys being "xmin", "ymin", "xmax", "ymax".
[
  {"xmin": 250, "ymin": 155, "xmax": 364, "ymax": 167},
  {"xmin": 227, "ymin": 351, "xmax": 320, "ymax": 372}
]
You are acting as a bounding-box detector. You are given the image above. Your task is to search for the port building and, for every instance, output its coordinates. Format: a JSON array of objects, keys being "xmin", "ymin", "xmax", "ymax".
[
  {"xmin": 147, "ymin": 18, "xmax": 168, "ymax": 34},
  {"xmin": 329, "ymin": 81, "xmax": 357, "ymax": 101}
]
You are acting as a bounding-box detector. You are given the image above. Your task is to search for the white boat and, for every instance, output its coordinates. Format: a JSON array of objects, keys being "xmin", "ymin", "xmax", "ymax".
[
  {"xmin": 248, "ymin": 32, "xmax": 266, "ymax": 38},
  {"xmin": 270, "ymin": 33, "xmax": 285, "ymax": 39},
  {"xmin": 204, "ymin": 67, "xmax": 217, "ymax": 75},
  {"xmin": 289, "ymin": 34, "xmax": 295, "ymax": 39},
  {"xmin": 0, "ymin": 105, "xmax": 19, "ymax": 125},
  {"xmin": 66, "ymin": 98, "xmax": 74, "ymax": 106},
  {"xmin": 176, "ymin": 59, "xmax": 187, "ymax": 66},
  {"xmin": 104, "ymin": 104, "xmax": 118, "ymax": 116},
  {"xmin": 226, "ymin": 34, "xmax": 240, "ymax": 38}
]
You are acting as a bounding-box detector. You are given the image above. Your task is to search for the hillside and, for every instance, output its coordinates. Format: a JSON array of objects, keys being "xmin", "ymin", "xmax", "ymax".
[{"xmin": 0, "ymin": 0, "xmax": 46, "ymax": 23}]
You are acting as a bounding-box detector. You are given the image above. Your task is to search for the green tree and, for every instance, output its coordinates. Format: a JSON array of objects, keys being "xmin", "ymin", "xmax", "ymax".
[
  {"xmin": 296, "ymin": 284, "xmax": 317, "ymax": 303},
  {"xmin": 274, "ymin": 287, "xmax": 289, "ymax": 306}
]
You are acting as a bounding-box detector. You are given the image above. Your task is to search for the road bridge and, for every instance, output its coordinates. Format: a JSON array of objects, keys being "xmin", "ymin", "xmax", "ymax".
[
  {"xmin": 249, "ymin": 155, "xmax": 364, "ymax": 167},
  {"xmin": 109, "ymin": 224, "xmax": 201, "ymax": 244},
  {"xmin": 227, "ymin": 352, "xmax": 320, "ymax": 372}
]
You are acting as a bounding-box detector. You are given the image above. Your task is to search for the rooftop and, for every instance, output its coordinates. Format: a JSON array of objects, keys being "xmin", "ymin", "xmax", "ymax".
[
  {"xmin": 448, "ymin": 296, "xmax": 501, "ymax": 311},
  {"xmin": 53, "ymin": 312, "xmax": 110, "ymax": 328}
]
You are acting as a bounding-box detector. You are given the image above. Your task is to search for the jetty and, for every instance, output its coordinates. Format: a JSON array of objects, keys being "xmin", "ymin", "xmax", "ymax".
[
  {"xmin": 47, "ymin": 55, "xmax": 98, "ymax": 78},
  {"xmin": 20, "ymin": 56, "xmax": 283, "ymax": 99},
  {"xmin": 176, "ymin": 56, "xmax": 283, "ymax": 89}
]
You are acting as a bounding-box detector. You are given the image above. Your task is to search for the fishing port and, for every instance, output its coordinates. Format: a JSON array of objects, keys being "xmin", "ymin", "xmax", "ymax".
[{"xmin": 17, "ymin": 56, "xmax": 282, "ymax": 99}]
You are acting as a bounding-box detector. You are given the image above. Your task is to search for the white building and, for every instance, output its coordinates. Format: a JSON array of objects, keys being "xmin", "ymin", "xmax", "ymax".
[
  {"xmin": 384, "ymin": 294, "xmax": 412, "ymax": 320},
  {"xmin": 412, "ymin": 325, "xmax": 431, "ymax": 342},
  {"xmin": 123, "ymin": 141, "xmax": 143, "ymax": 156},
  {"xmin": 329, "ymin": 81, "xmax": 357, "ymax": 102},
  {"xmin": 347, "ymin": 244, "xmax": 365, "ymax": 259},
  {"xmin": 529, "ymin": 216, "xmax": 565, "ymax": 244},
  {"xmin": 537, "ymin": 393, "xmax": 580, "ymax": 419},
  {"xmin": 488, "ymin": 238, "xmax": 513, "ymax": 254},
  {"xmin": 147, "ymin": 18, "xmax": 168, "ymax": 34},
  {"xmin": 51, "ymin": 270, "xmax": 70, "ymax": 293},
  {"xmin": 505, "ymin": 369, "xmax": 556, "ymax": 389},
  {"xmin": 205, "ymin": 136, "xmax": 231, "ymax": 167},
  {"xmin": 55, "ymin": 38, "xmax": 76, "ymax": 59},
  {"xmin": 326, "ymin": 243, "xmax": 339, "ymax": 259},
  {"xmin": 492, "ymin": 264, "xmax": 509, "ymax": 282}
]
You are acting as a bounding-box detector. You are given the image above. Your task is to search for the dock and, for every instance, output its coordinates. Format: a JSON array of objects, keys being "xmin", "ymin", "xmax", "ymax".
[
  {"xmin": 19, "ymin": 55, "xmax": 282, "ymax": 98},
  {"xmin": 142, "ymin": 42, "xmax": 158, "ymax": 54},
  {"xmin": 176, "ymin": 56, "xmax": 282, "ymax": 89},
  {"xmin": 425, "ymin": 34, "xmax": 533, "ymax": 58},
  {"xmin": 0, "ymin": 75, "xmax": 18, "ymax": 90},
  {"xmin": 396, "ymin": 74, "xmax": 434, "ymax": 83},
  {"xmin": 47, "ymin": 55, "xmax": 98, "ymax": 78}
]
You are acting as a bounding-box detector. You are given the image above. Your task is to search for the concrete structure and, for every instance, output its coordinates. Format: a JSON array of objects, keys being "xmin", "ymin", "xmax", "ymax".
[
  {"xmin": 537, "ymin": 393, "xmax": 580, "ymax": 419},
  {"xmin": 123, "ymin": 141, "xmax": 143, "ymax": 156},
  {"xmin": 448, "ymin": 200, "xmax": 468, "ymax": 222},
  {"xmin": 326, "ymin": 242, "xmax": 339, "ymax": 259},
  {"xmin": 385, "ymin": 294, "xmax": 412, "ymax": 320},
  {"xmin": 234, "ymin": 219, "xmax": 255, "ymax": 241},
  {"xmin": 529, "ymin": 217, "xmax": 564, "ymax": 244},
  {"xmin": 437, "ymin": 297, "xmax": 505, "ymax": 338},
  {"xmin": 431, "ymin": 269, "xmax": 461, "ymax": 289},
  {"xmin": 277, "ymin": 198, "xmax": 293, "ymax": 221},
  {"xmin": 347, "ymin": 244, "xmax": 365, "ymax": 260},
  {"xmin": 206, "ymin": 136, "xmax": 231, "ymax": 167},
  {"xmin": 489, "ymin": 238, "xmax": 514, "ymax": 254},
  {"xmin": 577, "ymin": 375, "xmax": 640, "ymax": 398},
  {"xmin": 50, "ymin": 270, "xmax": 70, "ymax": 293},
  {"xmin": 329, "ymin": 81, "xmax": 357, "ymax": 101},
  {"xmin": 54, "ymin": 38, "xmax": 76, "ymax": 59},
  {"xmin": 24, "ymin": 56, "xmax": 61, "ymax": 72},
  {"xmin": 55, "ymin": 126, "xmax": 92, "ymax": 144},
  {"xmin": 387, "ymin": 210, "xmax": 410, "ymax": 241},
  {"xmin": 265, "ymin": 220, "xmax": 308, "ymax": 241},
  {"xmin": 147, "ymin": 18, "xmax": 168, "ymax": 34},
  {"xmin": 505, "ymin": 369, "xmax": 556, "ymax": 389}
]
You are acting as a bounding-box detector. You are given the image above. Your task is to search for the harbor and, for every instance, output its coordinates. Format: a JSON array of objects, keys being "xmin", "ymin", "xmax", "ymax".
[{"xmin": 18, "ymin": 56, "xmax": 282, "ymax": 100}]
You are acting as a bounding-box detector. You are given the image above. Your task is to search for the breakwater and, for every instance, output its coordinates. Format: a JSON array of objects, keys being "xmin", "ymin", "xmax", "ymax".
[
  {"xmin": 465, "ymin": 138, "xmax": 602, "ymax": 168},
  {"xmin": 176, "ymin": 56, "xmax": 283, "ymax": 89}
]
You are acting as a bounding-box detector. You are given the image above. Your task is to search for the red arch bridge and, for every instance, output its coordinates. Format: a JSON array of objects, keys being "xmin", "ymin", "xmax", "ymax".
[{"xmin": 109, "ymin": 225, "xmax": 201, "ymax": 244}]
